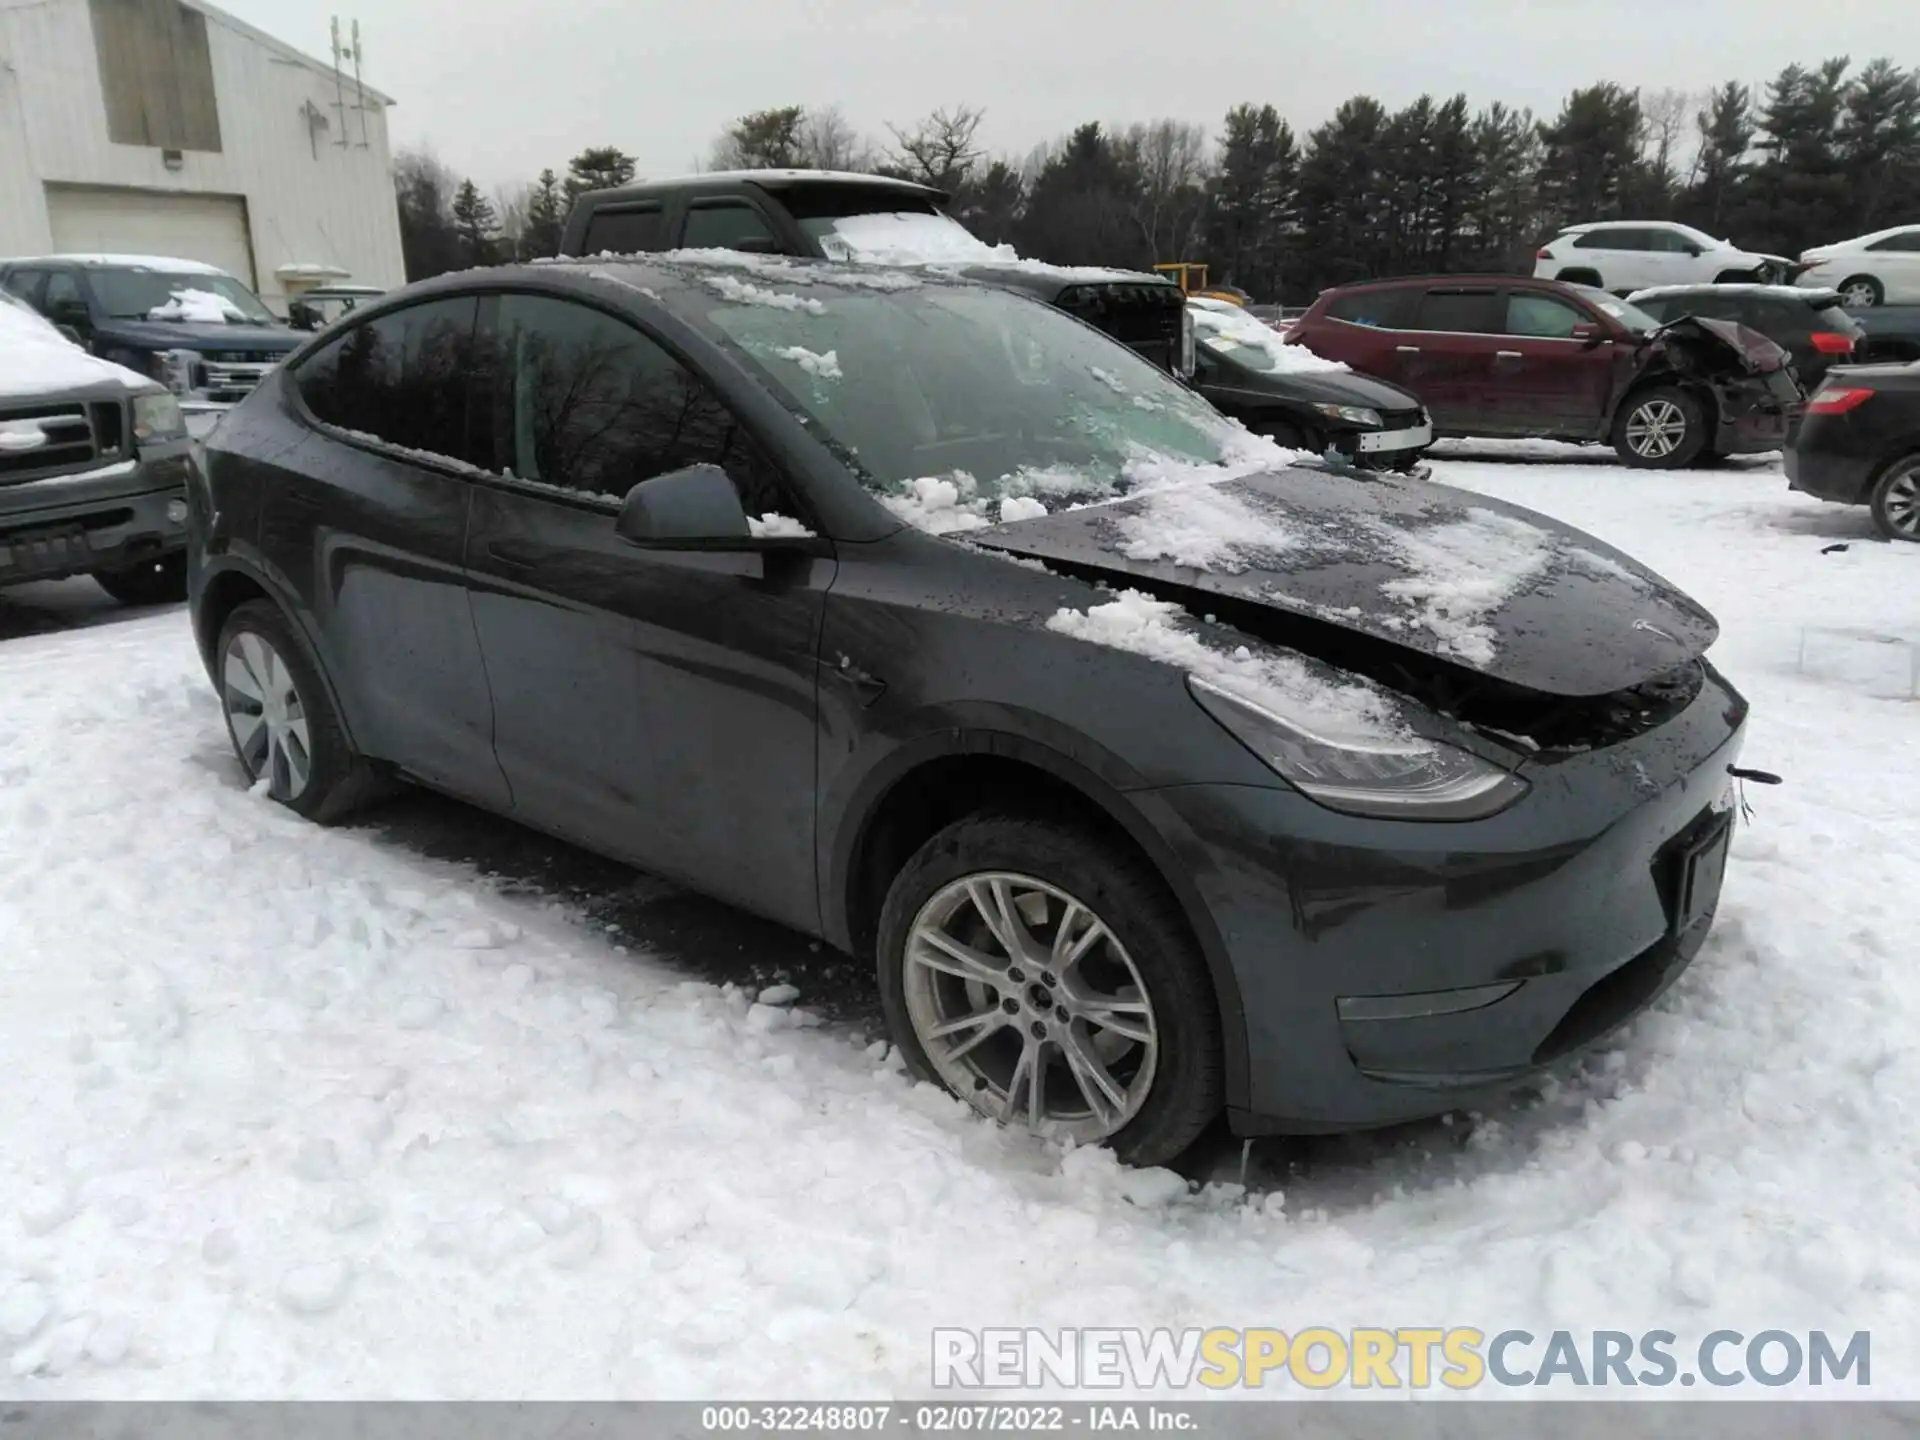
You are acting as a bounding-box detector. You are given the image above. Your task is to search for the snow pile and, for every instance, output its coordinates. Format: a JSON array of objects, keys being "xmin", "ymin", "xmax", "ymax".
[
  {"xmin": 1628, "ymin": 283, "xmax": 1839, "ymax": 306},
  {"xmin": 771, "ymin": 346, "xmax": 841, "ymax": 380},
  {"xmin": 0, "ymin": 295, "xmax": 146, "ymax": 396},
  {"xmin": 1367, "ymin": 507, "xmax": 1557, "ymax": 667},
  {"xmin": 746, "ymin": 513, "xmax": 816, "ymax": 539},
  {"xmin": 1046, "ymin": 588, "xmax": 1405, "ymax": 745},
  {"xmin": 1190, "ymin": 300, "xmax": 1350, "ymax": 375},
  {"xmin": 698, "ymin": 273, "xmax": 827, "ymax": 315},
  {"xmin": 1113, "ymin": 481, "xmax": 1301, "ymax": 574},
  {"xmin": 146, "ymin": 289, "xmax": 247, "ymax": 324},
  {"xmin": 879, "ymin": 473, "xmax": 992, "ymax": 533},
  {"xmin": 813, "ymin": 212, "xmax": 1012, "ymax": 264}
]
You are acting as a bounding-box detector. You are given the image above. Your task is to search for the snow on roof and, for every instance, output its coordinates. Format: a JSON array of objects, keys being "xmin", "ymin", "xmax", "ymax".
[
  {"xmin": 664, "ymin": 169, "xmax": 935, "ymax": 189},
  {"xmin": 0, "ymin": 294, "xmax": 150, "ymax": 397},
  {"xmin": 8, "ymin": 253, "xmax": 229, "ymax": 275},
  {"xmin": 1629, "ymin": 283, "xmax": 1842, "ymax": 305}
]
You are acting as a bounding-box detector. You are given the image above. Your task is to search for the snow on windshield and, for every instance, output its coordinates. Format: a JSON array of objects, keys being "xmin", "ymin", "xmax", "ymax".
[
  {"xmin": 812, "ymin": 211, "xmax": 1011, "ymax": 264},
  {"xmin": 1190, "ymin": 302, "xmax": 1350, "ymax": 376},
  {"xmin": 147, "ymin": 288, "xmax": 249, "ymax": 323},
  {"xmin": 0, "ymin": 294, "xmax": 146, "ymax": 396},
  {"xmin": 1047, "ymin": 589, "xmax": 1412, "ymax": 748}
]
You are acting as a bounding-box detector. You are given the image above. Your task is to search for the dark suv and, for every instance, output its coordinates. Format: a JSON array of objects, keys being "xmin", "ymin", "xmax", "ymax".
[
  {"xmin": 560, "ymin": 169, "xmax": 1193, "ymax": 378},
  {"xmin": 0, "ymin": 255, "xmax": 301, "ymax": 439},
  {"xmin": 1, "ymin": 292, "xmax": 197, "ymax": 602},
  {"xmin": 1291, "ymin": 276, "xmax": 1803, "ymax": 467},
  {"xmin": 1626, "ymin": 284, "xmax": 1864, "ymax": 389}
]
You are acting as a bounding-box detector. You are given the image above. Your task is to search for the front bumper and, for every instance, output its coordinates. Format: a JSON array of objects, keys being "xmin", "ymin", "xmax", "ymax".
[
  {"xmin": 1135, "ymin": 664, "xmax": 1748, "ymax": 1133},
  {"xmin": 0, "ymin": 453, "xmax": 193, "ymax": 586}
]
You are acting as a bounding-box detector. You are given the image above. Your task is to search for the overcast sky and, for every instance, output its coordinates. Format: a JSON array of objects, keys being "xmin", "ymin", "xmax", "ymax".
[{"xmin": 217, "ymin": 0, "xmax": 1920, "ymax": 191}]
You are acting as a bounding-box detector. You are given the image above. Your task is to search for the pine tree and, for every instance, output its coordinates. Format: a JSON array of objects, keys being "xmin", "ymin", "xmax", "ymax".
[
  {"xmin": 450, "ymin": 179, "xmax": 499, "ymax": 267},
  {"xmin": 1461, "ymin": 103, "xmax": 1541, "ymax": 270},
  {"xmin": 1295, "ymin": 97, "xmax": 1389, "ymax": 290},
  {"xmin": 1837, "ymin": 59, "xmax": 1920, "ymax": 230},
  {"xmin": 522, "ymin": 169, "xmax": 564, "ymax": 259},
  {"xmin": 1681, "ymin": 83, "xmax": 1756, "ymax": 233},
  {"xmin": 1534, "ymin": 83, "xmax": 1650, "ymax": 228},
  {"xmin": 563, "ymin": 147, "xmax": 638, "ymax": 207},
  {"xmin": 1014, "ymin": 123, "xmax": 1145, "ymax": 269},
  {"xmin": 711, "ymin": 108, "xmax": 808, "ymax": 170}
]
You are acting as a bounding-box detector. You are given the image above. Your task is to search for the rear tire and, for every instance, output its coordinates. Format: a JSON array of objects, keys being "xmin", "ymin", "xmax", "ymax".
[
  {"xmin": 94, "ymin": 552, "xmax": 186, "ymax": 606},
  {"xmin": 876, "ymin": 813, "xmax": 1223, "ymax": 1167},
  {"xmin": 1870, "ymin": 457, "xmax": 1920, "ymax": 542},
  {"xmin": 1611, "ymin": 386, "xmax": 1708, "ymax": 469},
  {"xmin": 1839, "ymin": 275, "xmax": 1884, "ymax": 309},
  {"xmin": 216, "ymin": 599, "xmax": 378, "ymax": 823}
]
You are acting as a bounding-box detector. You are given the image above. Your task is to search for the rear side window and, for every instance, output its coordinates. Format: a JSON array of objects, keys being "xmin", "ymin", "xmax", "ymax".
[
  {"xmin": 489, "ymin": 293, "xmax": 790, "ymax": 514},
  {"xmin": 1322, "ymin": 288, "xmax": 1419, "ymax": 329},
  {"xmin": 1505, "ymin": 292, "xmax": 1590, "ymax": 338},
  {"xmin": 1415, "ymin": 289, "xmax": 1502, "ymax": 333},
  {"xmin": 680, "ymin": 202, "xmax": 779, "ymax": 252},
  {"xmin": 580, "ymin": 205, "xmax": 665, "ymax": 255},
  {"xmin": 1866, "ymin": 232, "xmax": 1920, "ymax": 253},
  {"xmin": 1574, "ymin": 229, "xmax": 1644, "ymax": 251},
  {"xmin": 294, "ymin": 297, "xmax": 483, "ymax": 465}
]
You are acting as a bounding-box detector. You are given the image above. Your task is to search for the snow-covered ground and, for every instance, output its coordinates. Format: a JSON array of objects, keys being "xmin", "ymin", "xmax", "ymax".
[{"xmin": 1, "ymin": 447, "xmax": 1916, "ymax": 1399}]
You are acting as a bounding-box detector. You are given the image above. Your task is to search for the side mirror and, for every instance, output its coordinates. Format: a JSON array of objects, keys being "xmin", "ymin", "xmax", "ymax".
[{"xmin": 615, "ymin": 463, "xmax": 751, "ymax": 547}]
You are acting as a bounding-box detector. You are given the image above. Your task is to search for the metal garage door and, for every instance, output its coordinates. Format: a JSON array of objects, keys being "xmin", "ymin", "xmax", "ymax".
[{"xmin": 44, "ymin": 186, "xmax": 257, "ymax": 287}]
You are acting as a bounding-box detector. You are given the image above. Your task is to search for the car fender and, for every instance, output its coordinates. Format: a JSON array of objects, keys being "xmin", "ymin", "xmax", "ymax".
[
  {"xmin": 818, "ymin": 712, "xmax": 1253, "ymax": 1109},
  {"xmin": 191, "ymin": 544, "xmax": 364, "ymax": 755}
]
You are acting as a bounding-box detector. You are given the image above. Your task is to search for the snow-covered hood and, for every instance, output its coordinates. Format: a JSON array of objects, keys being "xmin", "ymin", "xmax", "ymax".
[
  {"xmin": 95, "ymin": 317, "xmax": 301, "ymax": 354},
  {"xmin": 1, "ymin": 301, "xmax": 152, "ymax": 398},
  {"xmin": 969, "ymin": 466, "xmax": 1718, "ymax": 698}
]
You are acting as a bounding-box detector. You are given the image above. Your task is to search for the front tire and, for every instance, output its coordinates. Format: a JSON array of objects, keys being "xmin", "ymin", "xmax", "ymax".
[
  {"xmin": 94, "ymin": 552, "xmax": 186, "ymax": 606},
  {"xmin": 1839, "ymin": 275, "xmax": 1884, "ymax": 308},
  {"xmin": 216, "ymin": 600, "xmax": 374, "ymax": 822},
  {"xmin": 1612, "ymin": 387, "xmax": 1708, "ymax": 469},
  {"xmin": 1870, "ymin": 457, "xmax": 1920, "ymax": 541},
  {"xmin": 876, "ymin": 814, "xmax": 1223, "ymax": 1166}
]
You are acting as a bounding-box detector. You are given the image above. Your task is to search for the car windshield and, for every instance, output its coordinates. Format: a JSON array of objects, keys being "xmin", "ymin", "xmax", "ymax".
[
  {"xmin": 91, "ymin": 268, "xmax": 277, "ymax": 324},
  {"xmin": 797, "ymin": 210, "xmax": 1004, "ymax": 264},
  {"xmin": 701, "ymin": 278, "xmax": 1249, "ymax": 521},
  {"xmin": 1571, "ymin": 286, "xmax": 1660, "ymax": 334}
]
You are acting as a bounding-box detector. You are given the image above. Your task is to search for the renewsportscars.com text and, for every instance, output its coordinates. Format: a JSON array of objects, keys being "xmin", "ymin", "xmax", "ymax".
[{"xmin": 931, "ymin": 1327, "xmax": 1871, "ymax": 1391}]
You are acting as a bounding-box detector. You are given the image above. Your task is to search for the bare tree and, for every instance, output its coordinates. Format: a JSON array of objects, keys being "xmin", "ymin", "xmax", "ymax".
[
  {"xmin": 1643, "ymin": 87, "xmax": 1704, "ymax": 194},
  {"xmin": 886, "ymin": 106, "xmax": 986, "ymax": 190},
  {"xmin": 1123, "ymin": 119, "xmax": 1212, "ymax": 261},
  {"xmin": 493, "ymin": 181, "xmax": 533, "ymax": 255},
  {"xmin": 798, "ymin": 106, "xmax": 872, "ymax": 171}
]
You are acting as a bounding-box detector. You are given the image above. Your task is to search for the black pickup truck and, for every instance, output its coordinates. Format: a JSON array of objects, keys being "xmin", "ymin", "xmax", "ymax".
[
  {"xmin": 0, "ymin": 292, "xmax": 198, "ymax": 603},
  {"xmin": 558, "ymin": 169, "xmax": 1194, "ymax": 378}
]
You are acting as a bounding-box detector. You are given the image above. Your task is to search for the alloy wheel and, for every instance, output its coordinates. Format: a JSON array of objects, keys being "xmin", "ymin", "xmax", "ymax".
[
  {"xmin": 1625, "ymin": 399, "xmax": 1689, "ymax": 459},
  {"xmin": 1841, "ymin": 280, "xmax": 1880, "ymax": 308},
  {"xmin": 1879, "ymin": 466, "xmax": 1920, "ymax": 539},
  {"xmin": 902, "ymin": 872, "xmax": 1159, "ymax": 1144},
  {"xmin": 223, "ymin": 631, "xmax": 313, "ymax": 800}
]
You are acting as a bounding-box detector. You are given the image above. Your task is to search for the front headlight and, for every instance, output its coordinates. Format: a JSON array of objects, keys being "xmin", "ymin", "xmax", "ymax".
[
  {"xmin": 1179, "ymin": 307, "xmax": 1196, "ymax": 378},
  {"xmin": 1313, "ymin": 403, "xmax": 1382, "ymax": 427},
  {"xmin": 132, "ymin": 391, "xmax": 187, "ymax": 444},
  {"xmin": 1188, "ymin": 675, "xmax": 1528, "ymax": 820}
]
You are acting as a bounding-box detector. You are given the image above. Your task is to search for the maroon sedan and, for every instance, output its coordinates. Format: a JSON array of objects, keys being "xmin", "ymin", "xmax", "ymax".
[{"xmin": 1290, "ymin": 276, "xmax": 1804, "ymax": 467}]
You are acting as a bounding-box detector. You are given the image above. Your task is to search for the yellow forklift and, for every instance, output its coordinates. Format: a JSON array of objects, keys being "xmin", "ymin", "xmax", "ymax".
[{"xmin": 1154, "ymin": 262, "xmax": 1250, "ymax": 306}]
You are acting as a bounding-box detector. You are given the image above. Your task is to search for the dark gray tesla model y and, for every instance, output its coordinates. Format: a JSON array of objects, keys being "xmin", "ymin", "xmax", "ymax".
[{"xmin": 187, "ymin": 253, "xmax": 1748, "ymax": 1165}]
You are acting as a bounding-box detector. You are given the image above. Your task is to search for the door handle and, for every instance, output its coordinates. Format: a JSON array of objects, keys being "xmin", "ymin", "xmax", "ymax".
[
  {"xmin": 1495, "ymin": 350, "xmax": 1524, "ymax": 359},
  {"xmin": 484, "ymin": 540, "xmax": 539, "ymax": 571},
  {"xmin": 1395, "ymin": 345, "xmax": 1421, "ymax": 354}
]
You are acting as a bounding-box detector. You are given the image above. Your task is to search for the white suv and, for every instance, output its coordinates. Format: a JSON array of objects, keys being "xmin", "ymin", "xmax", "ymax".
[
  {"xmin": 1792, "ymin": 225, "xmax": 1920, "ymax": 308},
  {"xmin": 1534, "ymin": 222, "xmax": 1789, "ymax": 294}
]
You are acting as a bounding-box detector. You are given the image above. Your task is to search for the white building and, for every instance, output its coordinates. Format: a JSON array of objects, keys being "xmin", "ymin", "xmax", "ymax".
[{"xmin": 0, "ymin": 0, "xmax": 404, "ymax": 312}]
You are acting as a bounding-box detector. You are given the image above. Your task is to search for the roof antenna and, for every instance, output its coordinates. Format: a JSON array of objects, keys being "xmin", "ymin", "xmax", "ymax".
[
  {"xmin": 328, "ymin": 17, "xmax": 348, "ymax": 148},
  {"xmin": 351, "ymin": 21, "xmax": 369, "ymax": 148}
]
